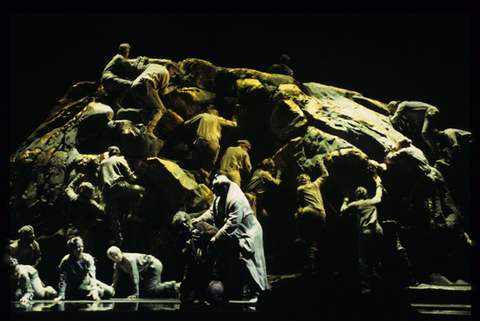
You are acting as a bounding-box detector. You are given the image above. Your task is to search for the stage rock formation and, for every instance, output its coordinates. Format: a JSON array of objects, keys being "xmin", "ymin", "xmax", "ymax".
[{"xmin": 9, "ymin": 58, "xmax": 470, "ymax": 288}]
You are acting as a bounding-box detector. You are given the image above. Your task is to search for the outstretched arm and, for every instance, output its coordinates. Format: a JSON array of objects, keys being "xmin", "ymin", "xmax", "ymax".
[
  {"xmin": 389, "ymin": 102, "xmax": 405, "ymax": 124},
  {"xmin": 340, "ymin": 197, "xmax": 350, "ymax": 214},
  {"xmin": 219, "ymin": 116, "xmax": 238, "ymax": 129},
  {"xmin": 319, "ymin": 159, "xmax": 329, "ymax": 181},
  {"xmin": 369, "ymin": 175, "xmax": 384, "ymax": 205},
  {"xmin": 340, "ymin": 187, "xmax": 351, "ymax": 215},
  {"xmin": 65, "ymin": 173, "xmax": 85, "ymax": 200}
]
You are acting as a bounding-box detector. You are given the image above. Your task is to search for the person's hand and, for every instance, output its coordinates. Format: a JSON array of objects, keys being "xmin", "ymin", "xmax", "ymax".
[
  {"xmin": 374, "ymin": 175, "xmax": 382, "ymax": 185},
  {"xmin": 19, "ymin": 297, "xmax": 30, "ymax": 303},
  {"xmin": 54, "ymin": 296, "xmax": 64, "ymax": 302},
  {"xmin": 87, "ymin": 291, "xmax": 101, "ymax": 301},
  {"xmin": 210, "ymin": 236, "xmax": 216, "ymax": 243},
  {"xmin": 190, "ymin": 218, "xmax": 200, "ymax": 224},
  {"xmin": 127, "ymin": 295, "xmax": 137, "ymax": 299}
]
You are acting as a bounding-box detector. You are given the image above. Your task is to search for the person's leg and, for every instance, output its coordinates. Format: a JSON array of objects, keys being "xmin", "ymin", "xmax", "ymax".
[
  {"xmin": 144, "ymin": 261, "xmax": 179, "ymax": 296},
  {"xmin": 124, "ymin": 182, "xmax": 146, "ymax": 222},
  {"xmin": 372, "ymin": 226, "xmax": 384, "ymax": 279},
  {"xmin": 30, "ymin": 270, "xmax": 45, "ymax": 298},
  {"xmin": 358, "ymin": 228, "xmax": 373, "ymax": 294},
  {"xmin": 103, "ymin": 78, "xmax": 133, "ymax": 111},
  {"xmin": 303, "ymin": 207, "xmax": 325, "ymax": 275},
  {"xmin": 31, "ymin": 270, "xmax": 57, "ymax": 299},
  {"xmin": 192, "ymin": 138, "xmax": 209, "ymax": 170},
  {"xmin": 422, "ymin": 116, "xmax": 439, "ymax": 161},
  {"xmin": 103, "ymin": 192, "xmax": 123, "ymax": 246},
  {"xmin": 131, "ymin": 82, "xmax": 152, "ymax": 125},
  {"xmin": 207, "ymin": 139, "xmax": 221, "ymax": 170},
  {"xmin": 104, "ymin": 77, "xmax": 133, "ymax": 93},
  {"xmin": 179, "ymin": 266, "xmax": 196, "ymax": 304},
  {"xmin": 143, "ymin": 82, "xmax": 167, "ymax": 139}
]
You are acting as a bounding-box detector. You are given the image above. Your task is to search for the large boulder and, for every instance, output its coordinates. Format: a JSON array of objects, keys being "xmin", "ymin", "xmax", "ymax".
[
  {"xmin": 178, "ymin": 58, "xmax": 217, "ymax": 91},
  {"xmin": 9, "ymin": 56, "xmax": 470, "ymax": 288},
  {"xmin": 138, "ymin": 157, "xmax": 213, "ymax": 215},
  {"xmin": 163, "ymin": 87, "xmax": 217, "ymax": 120},
  {"xmin": 273, "ymin": 83, "xmax": 405, "ymax": 162}
]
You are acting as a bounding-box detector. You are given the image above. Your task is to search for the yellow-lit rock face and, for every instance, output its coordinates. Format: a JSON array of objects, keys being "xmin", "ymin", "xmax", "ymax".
[
  {"xmin": 9, "ymin": 57, "xmax": 410, "ymax": 217},
  {"xmin": 236, "ymin": 78, "xmax": 264, "ymax": 93},
  {"xmin": 165, "ymin": 87, "xmax": 216, "ymax": 120},
  {"xmin": 10, "ymin": 56, "xmax": 469, "ymax": 286},
  {"xmin": 236, "ymin": 78, "xmax": 270, "ymax": 106},
  {"xmin": 268, "ymin": 82, "xmax": 406, "ymax": 162},
  {"xmin": 178, "ymin": 58, "xmax": 217, "ymax": 91},
  {"xmin": 157, "ymin": 109, "xmax": 184, "ymax": 136},
  {"xmin": 142, "ymin": 157, "xmax": 213, "ymax": 211},
  {"xmin": 82, "ymin": 101, "xmax": 115, "ymax": 120},
  {"xmin": 225, "ymin": 68, "xmax": 297, "ymax": 87},
  {"xmin": 270, "ymin": 99, "xmax": 308, "ymax": 143}
]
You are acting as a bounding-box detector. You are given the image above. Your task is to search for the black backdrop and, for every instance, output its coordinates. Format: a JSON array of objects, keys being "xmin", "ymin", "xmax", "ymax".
[
  {"xmin": 9, "ymin": 13, "xmax": 472, "ymax": 155},
  {"xmin": 5, "ymin": 12, "xmax": 478, "ymax": 312}
]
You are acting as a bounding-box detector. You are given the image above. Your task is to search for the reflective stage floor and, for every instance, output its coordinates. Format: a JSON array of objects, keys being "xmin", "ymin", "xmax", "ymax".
[
  {"xmin": 9, "ymin": 283, "xmax": 472, "ymax": 321},
  {"xmin": 10, "ymin": 298, "xmax": 256, "ymax": 312}
]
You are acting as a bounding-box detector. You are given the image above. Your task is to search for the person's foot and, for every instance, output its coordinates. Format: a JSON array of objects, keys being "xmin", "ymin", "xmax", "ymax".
[
  {"xmin": 173, "ymin": 282, "xmax": 181, "ymax": 294},
  {"xmin": 44, "ymin": 286, "xmax": 58, "ymax": 299},
  {"xmin": 246, "ymin": 291, "xmax": 259, "ymax": 303}
]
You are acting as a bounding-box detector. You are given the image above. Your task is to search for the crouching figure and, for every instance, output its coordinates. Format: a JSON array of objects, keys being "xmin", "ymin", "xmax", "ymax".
[
  {"xmin": 173, "ymin": 211, "xmax": 224, "ymax": 306},
  {"xmin": 106, "ymin": 246, "xmax": 180, "ymax": 299}
]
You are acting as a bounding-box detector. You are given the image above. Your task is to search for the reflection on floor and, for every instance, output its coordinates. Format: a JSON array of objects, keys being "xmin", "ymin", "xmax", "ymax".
[
  {"xmin": 12, "ymin": 298, "xmax": 181, "ymax": 312},
  {"xmin": 10, "ymin": 298, "xmax": 256, "ymax": 312},
  {"xmin": 10, "ymin": 282, "xmax": 472, "ymax": 320},
  {"xmin": 10, "ymin": 298, "xmax": 260, "ymax": 321}
]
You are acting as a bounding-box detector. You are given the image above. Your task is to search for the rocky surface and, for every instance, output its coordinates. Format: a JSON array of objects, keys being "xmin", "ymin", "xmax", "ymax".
[{"xmin": 9, "ymin": 58, "xmax": 471, "ymax": 290}]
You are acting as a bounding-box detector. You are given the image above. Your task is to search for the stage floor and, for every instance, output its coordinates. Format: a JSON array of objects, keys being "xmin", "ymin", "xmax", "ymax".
[
  {"xmin": 9, "ymin": 283, "xmax": 472, "ymax": 321},
  {"xmin": 10, "ymin": 297, "xmax": 256, "ymax": 312}
]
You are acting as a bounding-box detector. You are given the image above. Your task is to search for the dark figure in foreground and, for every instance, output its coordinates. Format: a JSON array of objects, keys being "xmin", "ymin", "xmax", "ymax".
[
  {"xmin": 172, "ymin": 211, "xmax": 224, "ymax": 305},
  {"xmin": 295, "ymin": 159, "xmax": 329, "ymax": 275},
  {"xmin": 434, "ymin": 128, "xmax": 473, "ymax": 170},
  {"xmin": 433, "ymin": 128, "xmax": 473, "ymax": 236},
  {"xmin": 244, "ymin": 158, "xmax": 282, "ymax": 220},
  {"xmin": 266, "ymin": 54, "xmax": 294, "ymax": 77},
  {"xmin": 10, "ymin": 258, "xmax": 57, "ymax": 302},
  {"xmin": 65, "ymin": 172, "xmax": 105, "ymax": 253},
  {"xmin": 385, "ymin": 138, "xmax": 470, "ymax": 282},
  {"xmin": 98, "ymin": 146, "xmax": 146, "ymax": 246},
  {"xmin": 340, "ymin": 175, "xmax": 384, "ymax": 294},
  {"xmin": 101, "ymin": 43, "xmax": 148, "ymax": 111},
  {"xmin": 190, "ymin": 175, "xmax": 270, "ymax": 302},
  {"xmin": 388, "ymin": 100, "xmax": 440, "ymax": 161},
  {"xmin": 385, "ymin": 138, "xmax": 461, "ymax": 231},
  {"xmin": 106, "ymin": 246, "xmax": 180, "ymax": 298},
  {"xmin": 10, "ymin": 225, "xmax": 41, "ymax": 268},
  {"xmin": 54, "ymin": 237, "xmax": 114, "ymax": 301}
]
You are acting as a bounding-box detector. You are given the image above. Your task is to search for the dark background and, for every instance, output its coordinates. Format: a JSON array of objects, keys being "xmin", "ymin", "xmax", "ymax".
[
  {"xmin": 5, "ymin": 13, "xmax": 478, "ymax": 310},
  {"xmin": 9, "ymin": 13, "xmax": 472, "ymax": 155}
]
